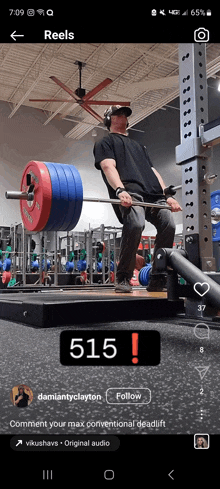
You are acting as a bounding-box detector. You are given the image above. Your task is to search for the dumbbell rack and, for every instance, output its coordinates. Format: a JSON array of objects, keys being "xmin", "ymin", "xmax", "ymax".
[
  {"xmin": 0, "ymin": 222, "xmax": 185, "ymax": 326},
  {"xmin": 83, "ymin": 224, "xmax": 121, "ymax": 286},
  {"xmin": 0, "ymin": 223, "xmax": 122, "ymax": 290}
]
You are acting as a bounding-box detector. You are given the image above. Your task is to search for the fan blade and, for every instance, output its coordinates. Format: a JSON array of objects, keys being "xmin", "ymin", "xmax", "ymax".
[
  {"xmin": 127, "ymin": 76, "xmax": 179, "ymax": 93},
  {"xmin": 86, "ymin": 100, "xmax": 131, "ymax": 106},
  {"xmin": 29, "ymin": 99, "xmax": 77, "ymax": 102},
  {"xmin": 81, "ymin": 104, "xmax": 103, "ymax": 123},
  {"xmin": 50, "ymin": 76, "xmax": 81, "ymax": 101},
  {"xmin": 82, "ymin": 78, "xmax": 112, "ymax": 102}
]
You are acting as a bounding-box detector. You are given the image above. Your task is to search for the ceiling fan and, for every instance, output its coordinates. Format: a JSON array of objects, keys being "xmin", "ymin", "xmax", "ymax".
[{"xmin": 29, "ymin": 60, "xmax": 131, "ymax": 123}]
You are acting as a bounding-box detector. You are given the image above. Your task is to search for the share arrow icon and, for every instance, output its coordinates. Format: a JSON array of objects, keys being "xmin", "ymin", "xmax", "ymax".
[
  {"xmin": 194, "ymin": 366, "xmax": 210, "ymax": 380},
  {"xmin": 15, "ymin": 440, "xmax": 23, "ymax": 447}
]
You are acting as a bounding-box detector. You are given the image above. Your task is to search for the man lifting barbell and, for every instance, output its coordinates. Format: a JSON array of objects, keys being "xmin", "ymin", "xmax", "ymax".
[{"xmin": 93, "ymin": 106, "xmax": 182, "ymax": 293}]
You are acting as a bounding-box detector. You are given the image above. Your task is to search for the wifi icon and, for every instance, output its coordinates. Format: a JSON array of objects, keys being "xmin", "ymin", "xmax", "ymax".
[{"xmin": 37, "ymin": 9, "xmax": 45, "ymax": 15}]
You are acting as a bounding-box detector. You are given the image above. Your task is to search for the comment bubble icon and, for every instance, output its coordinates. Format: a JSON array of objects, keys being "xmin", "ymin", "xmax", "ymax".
[{"xmin": 194, "ymin": 323, "xmax": 210, "ymax": 339}]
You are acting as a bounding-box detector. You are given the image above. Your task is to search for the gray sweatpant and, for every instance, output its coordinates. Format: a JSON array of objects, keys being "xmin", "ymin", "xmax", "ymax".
[{"xmin": 116, "ymin": 194, "xmax": 176, "ymax": 281}]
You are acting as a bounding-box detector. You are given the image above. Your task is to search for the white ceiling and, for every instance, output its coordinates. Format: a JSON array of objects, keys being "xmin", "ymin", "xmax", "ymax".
[{"xmin": 1, "ymin": 42, "xmax": 220, "ymax": 139}]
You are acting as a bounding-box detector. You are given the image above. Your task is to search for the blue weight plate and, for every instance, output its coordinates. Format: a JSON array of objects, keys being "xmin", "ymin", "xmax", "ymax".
[
  {"xmin": 43, "ymin": 162, "xmax": 70, "ymax": 231},
  {"xmin": 3, "ymin": 258, "xmax": 11, "ymax": 271},
  {"xmin": 58, "ymin": 164, "xmax": 79, "ymax": 232},
  {"xmin": 77, "ymin": 259, "xmax": 87, "ymax": 272},
  {"xmin": 139, "ymin": 264, "xmax": 152, "ymax": 286},
  {"xmin": 66, "ymin": 261, "xmax": 74, "ymax": 272},
  {"xmin": 211, "ymin": 190, "xmax": 220, "ymax": 241},
  {"xmin": 64, "ymin": 164, "xmax": 83, "ymax": 231},
  {"xmin": 42, "ymin": 162, "xmax": 83, "ymax": 232},
  {"xmin": 51, "ymin": 162, "xmax": 72, "ymax": 232}
]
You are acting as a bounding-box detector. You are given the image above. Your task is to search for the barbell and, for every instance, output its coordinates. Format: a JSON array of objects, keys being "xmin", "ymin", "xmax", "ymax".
[
  {"xmin": 163, "ymin": 173, "xmax": 217, "ymax": 199},
  {"xmin": 5, "ymin": 160, "xmax": 172, "ymax": 233}
]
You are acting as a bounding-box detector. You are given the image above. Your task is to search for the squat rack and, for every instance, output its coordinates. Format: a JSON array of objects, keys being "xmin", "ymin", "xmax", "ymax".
[{"xmin": 161, "ymin": 43, "xmax": 220, "ymax": 319}]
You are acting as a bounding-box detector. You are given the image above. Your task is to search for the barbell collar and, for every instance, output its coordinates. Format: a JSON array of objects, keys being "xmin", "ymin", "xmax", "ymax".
[
  {"xmin": 164, "ymin": 184, "xmax": 182, "ymax": 198},
  {"xmin": 211, "ymin": 208, "xmax": 220, "ymax": 223}
]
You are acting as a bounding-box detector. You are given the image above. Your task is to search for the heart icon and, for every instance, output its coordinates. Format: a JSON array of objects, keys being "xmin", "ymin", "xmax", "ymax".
[{"xmin": 193, "ymin": 282, "xmax": 210, "ymax": 297}]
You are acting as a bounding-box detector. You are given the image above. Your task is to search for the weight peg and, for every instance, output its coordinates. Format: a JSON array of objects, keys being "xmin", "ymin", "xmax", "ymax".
[
  {"xmin": 5, "ymin": 161, "xmax": 171, "ymax": 233},
  {"xmin": 42, "ymin": 273, "xmax": 52, "ymax": 286}
]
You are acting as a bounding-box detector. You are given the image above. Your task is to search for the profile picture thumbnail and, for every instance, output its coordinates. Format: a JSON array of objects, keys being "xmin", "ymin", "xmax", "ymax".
[
  {"xmin": 10, "ymin": 384, "xmax": 33, "ymax": 408},
  {"xmin": 194, "ymin": 434, "xmax": 209, "ymax": 449}
]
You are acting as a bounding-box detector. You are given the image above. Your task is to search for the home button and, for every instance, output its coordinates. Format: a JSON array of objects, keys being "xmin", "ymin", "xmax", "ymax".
[{"xmin": 104, "ymin": 470, "xmax": 114, "ymax": 480}]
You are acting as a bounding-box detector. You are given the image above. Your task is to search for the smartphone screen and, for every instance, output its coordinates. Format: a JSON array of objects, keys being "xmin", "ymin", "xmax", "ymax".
[{"xmin": 1, "ymin": 7, "xmax": 219, "ymax": 484}]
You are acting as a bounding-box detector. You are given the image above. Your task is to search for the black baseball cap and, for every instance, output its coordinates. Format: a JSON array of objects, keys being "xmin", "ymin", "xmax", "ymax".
[{"xmin": 104, "ymin": 105, "xmax": 132, "ymax": 118}]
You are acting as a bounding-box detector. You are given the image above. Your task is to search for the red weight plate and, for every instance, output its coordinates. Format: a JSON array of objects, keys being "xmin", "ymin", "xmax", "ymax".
[
  {"xmin": 110, "ymin": 271, "xmax": 115, "ymax": 283},
  {"xmin": 20, "ymin": 161, "xmax": 52, "ymax": 232},
  {"xmin": 2, "ymin": 271, "xmax": 11, "ymax": 284},
  {"xmin": 130, "ymin": 269, "xmax": 140, "ymax": 286}
]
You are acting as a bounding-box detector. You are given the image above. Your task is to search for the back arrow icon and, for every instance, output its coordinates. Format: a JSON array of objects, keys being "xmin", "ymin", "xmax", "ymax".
[
  {"xmin": 168, "ymin": 470, "xmax": 174, "ymax": 480},
  {"xmin": 10, "ymin": 31, "xmax": 24, "ymax": 41}
]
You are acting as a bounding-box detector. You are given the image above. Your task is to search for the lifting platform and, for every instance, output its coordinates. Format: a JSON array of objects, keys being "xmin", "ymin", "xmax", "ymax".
[{"xmin": 0, "ymin": 288, "xmax": 184, "ymax": 328}]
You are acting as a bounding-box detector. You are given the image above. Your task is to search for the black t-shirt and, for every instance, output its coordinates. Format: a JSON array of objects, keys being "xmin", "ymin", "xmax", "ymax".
[
  {"xmin": 93, "ymin": 133, "xmax": 164, "ymax": 223},
  {"xmin": 93, "ymin": 133, "xmax": 164, "ymax": 198},
  {"xmin": 15, "ymin": 392, "xmax": 29, "ymax": 407}
]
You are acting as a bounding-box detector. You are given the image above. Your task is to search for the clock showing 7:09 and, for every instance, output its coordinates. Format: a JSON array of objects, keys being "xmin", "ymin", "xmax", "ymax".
[{"xmin": 60, "ymin": 330, "xmax": 160, "ymax": 366}]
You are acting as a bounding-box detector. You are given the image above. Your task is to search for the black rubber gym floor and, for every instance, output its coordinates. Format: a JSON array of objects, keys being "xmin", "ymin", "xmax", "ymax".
[{"xmin": 1, "ymin": 315, "xmax": 219, "ymax": 435}]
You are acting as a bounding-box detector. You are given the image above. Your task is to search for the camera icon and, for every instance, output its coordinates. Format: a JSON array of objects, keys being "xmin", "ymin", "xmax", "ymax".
[{"xmin": 194, "ymin": 27, "xmax": 209, "ymax": 43}]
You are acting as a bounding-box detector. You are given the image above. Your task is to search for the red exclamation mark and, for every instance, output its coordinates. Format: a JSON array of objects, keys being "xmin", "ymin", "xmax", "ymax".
[{"xmin": 132, "ymin": 333, "xmax": 139, "ymax": 364}]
